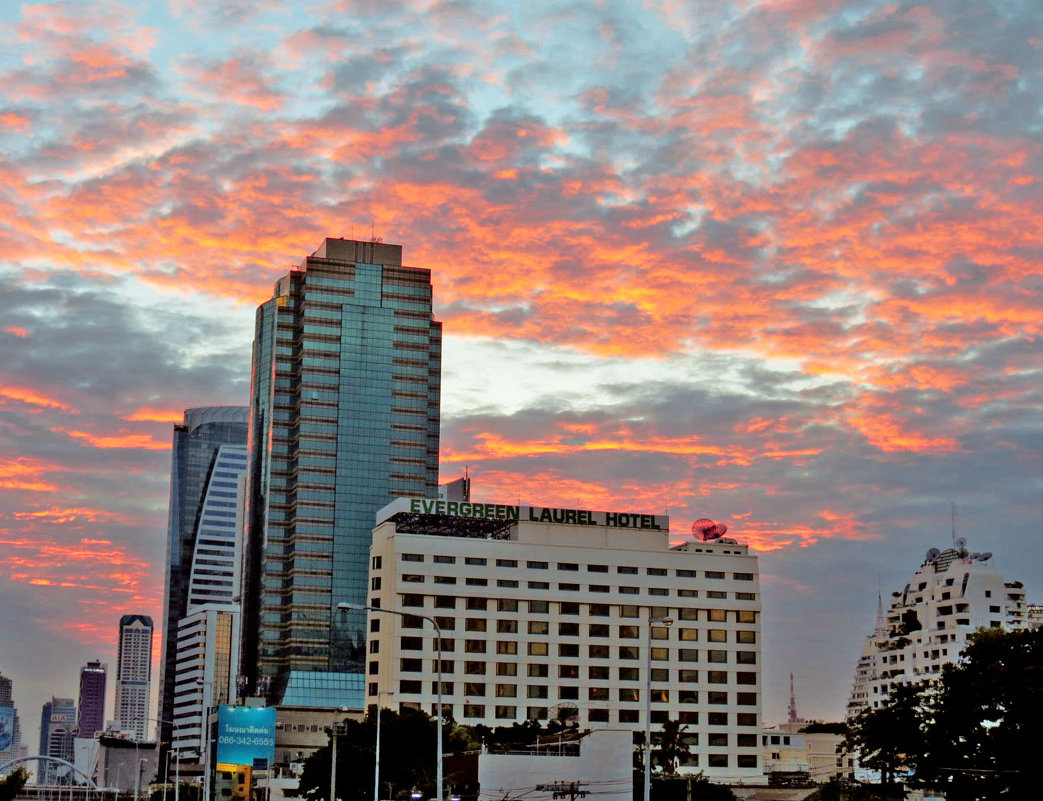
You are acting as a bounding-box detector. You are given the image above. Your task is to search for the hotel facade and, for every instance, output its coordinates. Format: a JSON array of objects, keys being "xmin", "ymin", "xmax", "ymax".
[{"xmin": 353, "ymin": 498, "xmax": 763, "ymax": 782}]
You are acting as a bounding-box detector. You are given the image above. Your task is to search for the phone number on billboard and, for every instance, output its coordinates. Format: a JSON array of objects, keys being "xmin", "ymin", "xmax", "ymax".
[{"xmin": 218, "ymin": 736, "xmax": 275, "ymax": 747}]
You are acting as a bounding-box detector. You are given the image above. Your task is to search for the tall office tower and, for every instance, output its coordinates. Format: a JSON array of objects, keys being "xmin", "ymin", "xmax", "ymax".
[
  {"xmin": 0, "ymin": 672, "xmax": 27, "ymax": 763},
  {"xmin": 158, "ymin": 407, "xmax": 248, "ymax": 745},
  {"xmin": 169, "ymin": 443, "xmax": 247, "ymax": 763},
  {"xmin": 39, "ymin": 696, "xmax": 76, "ymax": 781},
  {"xmin": 114, "ymin": 615, "xmax": 153, "ymax": 740},
  {"xmin": 243, "ymin": 238, "xmax": 442, "ymax": 707},
  {"xmin": 76, "ymin": 661, "xmax": 107, "ymax": 737},
  {"xmin": 846, "ymin": 540, "xmax": 1027, "ymax": 719}
]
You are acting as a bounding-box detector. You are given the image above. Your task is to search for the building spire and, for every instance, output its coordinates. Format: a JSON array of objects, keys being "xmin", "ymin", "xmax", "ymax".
[{"xmin": 874, "ymin": 589, "xmax": 887, "ymax": 636}]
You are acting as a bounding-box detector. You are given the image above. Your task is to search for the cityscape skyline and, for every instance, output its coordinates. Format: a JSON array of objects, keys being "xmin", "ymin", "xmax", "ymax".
[{"xmin": 2, "ymin": 0, "xmax": 1043, "ymax": 758}]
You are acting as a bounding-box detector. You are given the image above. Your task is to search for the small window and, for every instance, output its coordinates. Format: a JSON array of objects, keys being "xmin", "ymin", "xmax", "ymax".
[
  {"xmin": 647, "ymin": 567, "xmax": 667, "ymax": 576},
  {"xmin": 529, "ymin": 600, "xmax": 549, "ymax": 613},
  {"xmin": 402, "ymin": 554, "xmax": 424, "ymax": 562},
  {"xmin": 528, "ymin": 642, "xmax": 548, "ymax": 656},
  {"xmin": 528, "ymin": 620, "xmax": 549, "ymax": 635},
  {"xmin": 589, "ymin": 665, "xmax": 610, "ymax": 680},
  {"xmin": 589, "ymin": 604, "xmax": 611, "ymax": 616},
  {"xmin": 465, "ymin": 618, "xmax": 487, "ymax": 632},
  {"xmin": 619, "ymin": 667, "xmax": 640, "ymax": 681},
  {"xmin": 527, "ymin": 560, "xmax": 548, "ymax": 569},
  {"xmin": 557, "ymin": 562, "xmax": 579, "ymax": 571},
  {"xmin": 619, "ymin": 605, "xmax": 640, "ymax": 617},
  {"xmin": 465, "ymin": 557, "xmax": 486, "ymax": 566},
  {"xmin": 496, "ymin": 559, "xmax": 518, "ymax": 568},
  {"xmin": 402, "ymin": 574, "xmax": 424, "ymax": 583},
  {"xmin": 733, "ymin": 572, "xmax": 754, "ymax": 581},
  {"xmin": 589, "ymin": 644, "xmax": 610, "ymax": 659},
  {"xmin": 617, "ymin": 566, "xmax": 638, "ymax": 575},
  {"xmin": 496, "ymin": 662, "xmax": 518, "ymax": 676},
  {"xmin": 464, "ymin": 682, "xmax": 485, "ymax": 696},
  {"xmin": 465, "ymin": 597, "xmax": 487, "ymax": 610},
  {"xmin": 498, "ymin": 599, "xmax": 519, "ymax": 612},
  {"xmin": 587, "ymin": 564, "xmax": 608, "ymax": 573},
  {"xmin": 737, "ymin": 610, "xmax": 757, "ymax": 623},
  {"xmin": 528, "ymin": 663, "xmax": 548, "ymax": 677},
  {"xmin": 434, "ymin": 596, "xmax": 456, "ymax": 608},
  {"xmin": 433, "ymin": 555, "xmax": 455, "ymax": 564},
  {"xmin": 497, "ymin": 619, "xmax": 518, "ymax": 633},
  {"xmin": 705, "ymin": 571, "xmax": 725, "ymax": 579}
]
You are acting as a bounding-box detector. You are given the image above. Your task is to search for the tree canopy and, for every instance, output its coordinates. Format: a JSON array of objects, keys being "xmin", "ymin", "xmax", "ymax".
[{"xmin": 844, "ymin": 626, "xmax": 1043, "ymax": 800}]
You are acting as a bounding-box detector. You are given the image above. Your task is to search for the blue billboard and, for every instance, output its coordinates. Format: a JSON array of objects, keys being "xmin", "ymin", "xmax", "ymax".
[{"xmin": 215, "ymin": 706, "xmax": 276, "ymax": 768}]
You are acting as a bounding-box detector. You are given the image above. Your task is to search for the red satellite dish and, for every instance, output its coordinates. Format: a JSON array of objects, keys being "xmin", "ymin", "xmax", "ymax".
[{"xmin": 691, "ymin": 518, "xmax": 728, "ymax": 541}]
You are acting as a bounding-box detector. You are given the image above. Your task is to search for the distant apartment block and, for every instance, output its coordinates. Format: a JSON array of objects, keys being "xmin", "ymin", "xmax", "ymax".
[{"xmin": 846, "ymin": 540, "xmax": 1026, "ymax": 719}]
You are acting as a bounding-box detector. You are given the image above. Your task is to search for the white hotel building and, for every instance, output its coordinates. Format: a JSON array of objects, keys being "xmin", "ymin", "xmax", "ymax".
[{"xmin": 353, "ymin": 498, "xmax": 763, "ymax": 782}]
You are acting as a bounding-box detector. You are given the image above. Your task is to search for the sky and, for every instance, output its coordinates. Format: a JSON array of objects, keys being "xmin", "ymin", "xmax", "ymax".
[{"xmin": 1, "ymin": 0, "xmax": 1041, "ymax": 751}]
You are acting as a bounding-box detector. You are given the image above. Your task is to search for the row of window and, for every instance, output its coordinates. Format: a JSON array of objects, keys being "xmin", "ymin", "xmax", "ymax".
[
  {"xmin": 394, "ymin": 676, "xmax": 756, "ymax": 697},
  {"xmin": 396, "ymin": 553, "xmax": 754, "ymax": 582},
  {"xmin": 390, "ymin": 597, "xmax": 759, "ymax": 621}
]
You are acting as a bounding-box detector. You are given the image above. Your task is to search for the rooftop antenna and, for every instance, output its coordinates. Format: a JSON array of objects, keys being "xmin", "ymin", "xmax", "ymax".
[
  {"xmin": 787, "ymin": 672, "xmax": 800, "ymax": 724},
  {"xmin": 951, "ymin": 502, "xmax": 958, "ymax": 547}
]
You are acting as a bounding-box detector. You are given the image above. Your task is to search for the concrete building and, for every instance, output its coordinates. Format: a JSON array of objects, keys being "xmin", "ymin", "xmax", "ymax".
[
  {"xmin": 159, "ymin": 407, "xmax": 249, "ymax": 747},
  {"xmin": 846, "ymin": 541, "xmax": 1026, "ymax": 719},
  {"xmin": 356, "ymin": 497, "xmax": 763, "ymax": 783},
  {"xmin": 243, "ymin": 238, "xmax": 442, "ymax": 710},
  {"xmin": 76, "ymin": 661, "xmax": 106, "ymax": 738},
  {"xmin": 115, "ymin": 615, "xmax": 153, "ymax": 740},
  {"xmin": 38, "ymin": 697, "xmax": 76, "ymax": 783}
]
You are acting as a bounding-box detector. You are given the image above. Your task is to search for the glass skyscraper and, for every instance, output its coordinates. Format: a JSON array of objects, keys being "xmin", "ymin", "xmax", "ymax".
[
  {"xmin": 243, "ymin": 238, "xmax": 441, "ymax": 707},
  {"xmin": 158, "ymin": 407, "xmax": 248, "ymax": 745}
]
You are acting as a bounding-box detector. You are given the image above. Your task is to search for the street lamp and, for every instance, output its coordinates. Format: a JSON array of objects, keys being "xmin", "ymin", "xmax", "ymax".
[
  {"xmin": 338, "ymin": 603, "xmax": 444, "ymax": 801},
  {"xmin": 148, "ymin": 717, "xmax": 183, "ymax": 801},
  {"xmin": 196, "ymin": 679, "xmax": 216, "ymax": 801},
  {"xmin": 373, "ymin": 691, "xmax": 393, "ymax": 801},
  {"xmin": 644, "ymin": 611, "xmax": 673, "ymax": 801}
]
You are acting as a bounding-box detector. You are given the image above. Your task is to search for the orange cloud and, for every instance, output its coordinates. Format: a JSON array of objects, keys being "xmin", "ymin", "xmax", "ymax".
[
  {"xmin": 123, "ymin": 407, "xmax": 184, "ymax": 423},
  {"xmin": 0, "ymin": 384, "xmax": 75, "ymax": 412},
  {"xmin": 54, "ymin": 427, "xmax": 168, "ymax": 450},
  {"xmin": 0, "ymin": 458, "xmax": 61, "ymax": 492}
]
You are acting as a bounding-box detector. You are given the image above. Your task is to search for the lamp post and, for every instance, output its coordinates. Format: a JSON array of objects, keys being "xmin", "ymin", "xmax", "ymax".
[
  {"xmin": 196, "ymin": 679, "xmax": 216, "ymax": 801},
  {"xmin": 149, "ymin": 717, "xmax": 182, "ymax": 801},
  {"xmin": 373, "ymin": 691, "xmax": 393, "ymax": 801},
  {"xmin": 644, "ymin": 612, "xmax": 673, "ymax": 801},
  {"xmin": 338, "ymin": 603, "xmax": 443, "ymax": 801}
]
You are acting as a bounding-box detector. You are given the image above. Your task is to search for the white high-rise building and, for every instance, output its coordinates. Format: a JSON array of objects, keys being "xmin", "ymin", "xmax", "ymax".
[
  {"xmin": 354, "ymin": 497, "xmax": 764, "ymax": 783},
  {"xmin": 846, "ymin": 541, "xmax": 1026, "ymax": 720},
  {"xmin": 115, "ymin": 615, "xmax": 153, "ymax": 740}
]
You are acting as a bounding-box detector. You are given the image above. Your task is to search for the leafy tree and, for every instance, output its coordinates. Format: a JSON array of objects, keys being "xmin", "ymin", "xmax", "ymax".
[
  {"xmin": 844, "ymin": 681, "xmax": 925, "ymax": 786},
  {"xmin": 845, "ymin": 626, "xmax": 1043, "ymax": 800},
  {"xmin": 0, "ymin": 767, "xmax": 30, "ymax": 801}
]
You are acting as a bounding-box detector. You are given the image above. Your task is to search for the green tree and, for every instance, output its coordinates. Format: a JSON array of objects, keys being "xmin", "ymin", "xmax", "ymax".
[
  {"xmin": 653, "ymin": 720, "xmax": 690, "ymax": 775},
  {"xmin": 844, "ymin": 681, "xmax": 924, "ymax": 787},
  {"xmin": 845, "ymin": 626, "xmax": 1043, "ymax": 800},
  {"xmin": 0, "ymin": 767, "xmax": 30, "ymax": 801}
]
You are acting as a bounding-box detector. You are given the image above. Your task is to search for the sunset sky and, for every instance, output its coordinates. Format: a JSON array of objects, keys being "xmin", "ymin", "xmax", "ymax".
[{"xmin": 2, "ymin": 0, "xmax": 1042, "ymax": 747}]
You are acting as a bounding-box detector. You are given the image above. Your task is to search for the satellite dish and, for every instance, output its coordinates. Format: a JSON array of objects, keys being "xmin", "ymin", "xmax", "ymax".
[
  {"xmin": 925, "ymin": 548, "xmax": 941, "ymax": 563},
  {"xmin": 969, "ymin": 552, "xmax": 981, "ymax": 561},
  {"xmin": 550, "ymin": 702, "xmax": 579, "ymax": 724},
  {"xmin": 955, "ymin": 536, "xmax": 967, "ymax": 549},
  {"xmin": 980, "ymin": 552, "xmax": 993, "ymax": 562},
  {"xmin": 692, "ymin": 518, "xmax": 728, "ymax": 541}
]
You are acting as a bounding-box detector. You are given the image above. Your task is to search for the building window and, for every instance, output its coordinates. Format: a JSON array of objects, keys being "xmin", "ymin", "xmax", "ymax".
[
  {"xmin": 619, "ymin": 605, "xmax": 640, "ymax": 618},
  {"xmin": 497, "ymin": 620, "xmax": 518, "ymax": 634},
  {"xmin": 737, "ymin": 734, "xmax": 757, "ymax": 747},
  {"xmin": 707, "ymin": 670, "xmax": 728, "ymax": 684},
  {"xmin": 497, "ymin": 641, "xmax": 518, "ymax": 655},
  {"xmin": 498, "ymin": 599, "xmax": 519, "ymax": 612},
  {"xmin": 589, "ymin": 709, "xmax": 609, "ymax": 722},
  {"xmin": 708, "ymin": 754, "xmax": 728, "ymax": 768},
  {"xmin": 528, "ymin": 581, "xmax": 549, "ymax": 590},
  {"xmin": 559, "ymin": 622, "xmax": 580, "ymax": 636},
  {"xmin": 560, "ymin": 602, "xmax": 580, "ymax": 615},
  {"xmin": 708, "ymin": 630, "xmax": 728, "ymax": 642},
  {"xmin": 402, "ymin": 574, "xmax": 425, "ymax": 583},
  {"xmin": 559, "ymin": 583, "xmax": 580, "ymax": 592},
  {"xmin": 737, "ymin": 713, "xmax": 758, "ymax": 726},
  {"xmin": 679, "ymin": 608, "xmax": 698, "ymax": 621},
  {"xmin": 402, "ymin": 554, "xmax": 424, "ymax": 562},
  {"xmin": 463, "ymin": 705, "xmax": 485, "ymax": 718},
  {"xmin": 619, "ymin": 667, "xmax": 640, "ymax": 681},
  {"xmin": 708, "ymin": 733, "xmax": 728, "ymax": 747},
  {"xmin": 558, "ymin": 562, "xmax": 579, "ymax": 571},
  {"xmin": 737, "ymin": 630, "xmax": 756, "ymax": 643},
  {"xmin": 737, "ymin": 692, "xmax": 757, "ymax": 706},
  {"xmin": 707, "ymin": 712, "xmax": 728, "ymax": 725},
  {"xmin": 529, "ymin": 600, "xmax": 549, "ymax": 613},
  {"xmin": 707, "ymin": 650, "xmax": 727, "ymax": 663},
  {"xmin": 402, "ymin": 594, "xmax": 424, "ymax": 607},
  {"xmin": 466, "ymin": 578, "xmax": 487, "ymax": 586},
  {"xmin": 734, "ymin": 573, "xmax": 754, "ymax": 581},
  {"xmin": 737, "ymin": 610, "xmax": 757, "ymax": 623},
  {"xmin": 619, "ymin": 646, "xmax": 640, "ymax": 660},
  {"xmin": 528, "ymin": 620, "xmax": 549, "ymax": 635},
  {"xmin": 495, "ymin": 684, "xmax": 517, "ymax": 697},
  {"xmin": 736, "ymin": 651, "xmax": 757, "ymax": 664},
  {"xmin": 737, "ymin": 755, "xmax": 758, "ymax": 768},
  {"xmin": 619, "ymin": 710, "xmax": 639, "ymax": 723},
  {"xmin": 465, "ymin": 557, "xmax": 486, "ymax": 566},
  {"xmin": 434, "ymin": 555, "xmax": 455, "ymax": 564},
  {"xmin": 559, "ymin": 686, "xmax": 579, "ymax": 700},
  {"xmin": 589, "ymin": 644, "xmax": 610, "ymax": 659},
  {"xmin": 617, "ymin": 566, "xmax": 637, "ymax": 575},
  {"xmin": 465, "ymin": 618, "xmax": 487, "ymax": 632},
  {"xmin": 707, "ymin": 691, "xmax": 728, "ymax": 705},
  {"xmin": 589, "ymin": 624, "xmax": 610, "ymax": 637},
  {"xmin": 619, "ymin": 625, "xmax": 640, "ymax": 639},
  {"xmin": 679, "ymin": 649, "xmax": 699, "ymax": 662},
  {"xmin": 589, "ymin": 687, "xmax": 609, "ymax": 701},
  {"xmin": 679, "ymin": 669, "xmax": 698, "ymax": 682},
  {"xmin": 466, "ymin": 597, "xmax": 487, "ymax": 611},
  {"xmin": 527, "ymin": 560, "xmax": 548, "ymax": 569},
  {"xmin": 400, "ymin": 658, "xmax": 423, "ymax": 672},
  {"xmin": 464, "ymin": 640, "xmax": 486, "ymax": 653},
  {"xmin": 559, "ymin": 643, "xmax": 580, "ymax": 658},
  {"xmin": 497, "ymin": 579, "xmax": 519, "ymax": 588},
  {"xmin": 464, "ymin": 662, "xmax": 486, "ymax": 675},
  {"xmin": 401, "ymin": 636, "xmax": 422, "ymax": 651},
  {"xmin": 589, "ymin": 666, "xmax": 609, "ymax": 680},
  {"xmin": 527, "ymin": 685, "xmax": 548, "ymax": 699},
  {"xmin": 434, "ymin": 576, "xmax": 457, "ymax": 585},
  {"xmin": 620, "ymin": 586, "xmax": 639, "ymax": 594},
  {"xmin": 588, "ymin": 564, "xmax": 608, "ymax": 573},
  {"xmin": 496, "ymin": 662, "xmax": 518, "ymax": 676},
  {"xmin": 737, "ymin": 672, "xmax": 757, "ymax": 685},
  {"xmin": 528, "ymin": 642, "xmax": 549, "ymax": 656},
  {"xmin": 559, "ymin": 665, "xmax": 579, "ymax": 679},
  {"xmin": 496, "ymin": 559, "xmax": 518, "ymax": 568},
  {"xmin": 399, "ymin": 680, "xmax": 422, "ymax": 694},
  {"xmin": 708, "ymin": 609, "xmax": 727, "ymax": 622},
  {"xmin": 589, "ymin": 604, "xmax": 610, "ymax": 616},
  {"xmin": 651, "ymin": 647, "xmax": 669, "ymax": 661},
  {"xmin": 528, "ymin": 664, "xmax": 548, "ymax": 677},
  {"xmin": 464, "ymin": 682, "xmax": 485, "ymax": 696},
  {"xmin": 434, "ymin": 597, "xmax": 456, "ymax": 609}
]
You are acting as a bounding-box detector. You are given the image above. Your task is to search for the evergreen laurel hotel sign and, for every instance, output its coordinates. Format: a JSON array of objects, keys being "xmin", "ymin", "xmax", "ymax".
[{"xmin": 378, "ymin": 498, "xmax": 668, "ymax": 531}]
